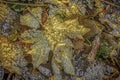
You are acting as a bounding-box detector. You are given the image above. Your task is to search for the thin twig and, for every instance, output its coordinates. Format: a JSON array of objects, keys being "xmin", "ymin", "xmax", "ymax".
[
  {"xmin": 0, "ymin": 1, "xmax": 48, "ymax": 7},
  {"xmin": 101, "ymin": 0, "xmax": 120, "ymax": 8}
]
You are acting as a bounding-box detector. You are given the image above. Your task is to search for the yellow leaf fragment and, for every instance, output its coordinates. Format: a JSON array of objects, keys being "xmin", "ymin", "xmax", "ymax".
[
  {"xmin": 20, "ymin": 7, "xmax": 42, "ymax": 29},
  {"xmin": 0, "ymin": 38, "xmax": 25, "ymax": 74},
  {"xmin": 76, "ymin": 77, "xmax": 84, "ymax": 80},
  {"xmin": 0, "ymin": 4, "xmax": 9, "ymax": 21}
]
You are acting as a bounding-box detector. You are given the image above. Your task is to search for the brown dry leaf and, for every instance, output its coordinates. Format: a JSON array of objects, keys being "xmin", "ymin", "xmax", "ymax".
[
  {"xmin": 72, "ymin": 38, "xmax": 85, "ymax": 51},
  {"xmin": 82, "ymin": 19, "xmax": 102, "ymax": 39},
  {"xmin": 87, "ymin": 34, "xmax": 100, "ymax": 62},
  {"xmin": 41, "ymin": 6, "xmax": 48, "ymax": 25}
]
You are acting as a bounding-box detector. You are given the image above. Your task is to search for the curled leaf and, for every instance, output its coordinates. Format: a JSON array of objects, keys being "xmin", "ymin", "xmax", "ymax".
[{"xmin": 87, "ymin": 34, "xmax": 100, "ymax": 61}]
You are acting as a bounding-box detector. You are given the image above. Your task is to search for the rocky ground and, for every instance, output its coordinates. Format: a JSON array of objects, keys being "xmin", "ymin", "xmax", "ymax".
[{"xmin": 0, "ymin": 0, "xmax": 120, "ymax": 80}]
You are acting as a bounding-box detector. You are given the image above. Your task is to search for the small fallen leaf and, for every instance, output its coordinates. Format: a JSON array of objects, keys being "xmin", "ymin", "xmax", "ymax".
[{"xmin": 87, "ymin": 34, "xmax": 100, "ymax": 61}]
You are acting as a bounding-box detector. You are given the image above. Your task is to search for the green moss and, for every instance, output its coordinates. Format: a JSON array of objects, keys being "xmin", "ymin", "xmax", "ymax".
[
  {"xmin": 97, "ymin": 45, "xmax": 113, "ymax": 59},
  {"xmin": 9, "ymin": 4, "xmax": 26, "ymax": 13}
]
